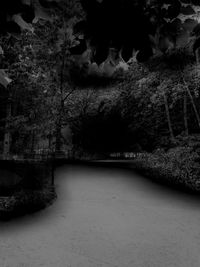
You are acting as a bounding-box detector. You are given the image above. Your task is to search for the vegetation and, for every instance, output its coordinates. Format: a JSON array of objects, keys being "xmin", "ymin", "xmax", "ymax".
[
  {"xmin": 1, "ymin": 0, "xmax": 200, "ymax": 219},
  {"xmin": 0, "ymin": 0, "xmax": 83, "ymax": 218},
  {"xmin": 0, "ymin": 186, "xmax": 56, "ymax": 220},
  {"xmin": 131, "ymin": 145, "xmax": 200, "ymax": 192},
  {"xmin": 0, "ymin": 0, "xmax": 84, "ymax": 156},
  {"xmin": 67, "ymin": 51, "xmax": 200, "ymax": 191}
]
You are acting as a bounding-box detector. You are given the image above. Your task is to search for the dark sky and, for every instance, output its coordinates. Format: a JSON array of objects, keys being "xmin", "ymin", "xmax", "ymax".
[{"xmin": 77, "ymin": 0, "xmax": 153, "ymax": 62}]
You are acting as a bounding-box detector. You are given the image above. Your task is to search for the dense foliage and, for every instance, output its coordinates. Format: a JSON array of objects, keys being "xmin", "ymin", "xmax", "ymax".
[
  {"xmin": 71, "ymin": 0, "xmax": 200, "ymax": 64},
  {"xmin": 0, "ymin": 0, "xmax": 84, "ymax": 154}
]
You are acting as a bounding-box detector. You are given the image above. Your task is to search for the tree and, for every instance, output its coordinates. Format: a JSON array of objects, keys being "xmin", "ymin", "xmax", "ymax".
[
  {"xmin": 113, "ymin": 54, "xmax": 200, "ymax": 151},
  {"xmin": 0, "ymin": 0, "xmax": 84, "ymax": 156}
]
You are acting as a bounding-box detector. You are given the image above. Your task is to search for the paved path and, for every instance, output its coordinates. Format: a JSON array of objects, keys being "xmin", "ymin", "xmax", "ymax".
[{"xmin": 1, "ymin": 163, "xmax": 200, "ymax": 267}]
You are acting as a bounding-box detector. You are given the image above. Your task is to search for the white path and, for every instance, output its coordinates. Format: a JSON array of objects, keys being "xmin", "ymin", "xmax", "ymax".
[{"xmin": 0, "ymin": 163, "xmax": 200, "ymax": 267}]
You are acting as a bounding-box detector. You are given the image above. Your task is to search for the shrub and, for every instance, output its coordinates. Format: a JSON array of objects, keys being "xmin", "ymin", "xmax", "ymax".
[
  {"xmin": 0, "ymin": 185, "xmax": 56, "ymax": 220},
  {"xmin": 132, "ymin": 146, "xmax": 200, "ymax": 192}
]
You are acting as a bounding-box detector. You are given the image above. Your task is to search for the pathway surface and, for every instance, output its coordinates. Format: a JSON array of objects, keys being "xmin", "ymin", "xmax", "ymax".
[{"xmin": 1, "ymin": 163, "xmax": 200, "ymax": 267}]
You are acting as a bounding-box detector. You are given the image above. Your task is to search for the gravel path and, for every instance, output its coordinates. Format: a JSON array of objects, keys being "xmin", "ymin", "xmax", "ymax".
[{"xmin": 0, "ymin": 163, "xmax": 200, "ymax": 267}]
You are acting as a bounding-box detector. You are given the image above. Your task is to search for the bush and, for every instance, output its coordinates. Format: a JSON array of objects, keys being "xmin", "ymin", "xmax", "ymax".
[
  {"xmin": 132, "ymin": 146, "xmax": 200, "ymax": 192},
  {"xmin": 0, "ymin": 185, "xmax": 56, "ymax": 220}
]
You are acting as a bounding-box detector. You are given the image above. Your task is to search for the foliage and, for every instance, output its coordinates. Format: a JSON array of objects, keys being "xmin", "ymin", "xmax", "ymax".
[
  {"xmin": 71, "ymin": 0, "xmax": 200, "ymax": 66},
  {"xmin": 145, "ymin": 0, "xmax": 200, "ymax": 51},
  {"xmin": 132, "ymin": 144, "xmax": 200, "ymax": 192},
  {"xmin": 0, "ymin": 185, "xmax": 56, "ymax": 220},
  {"xmin": 0, "ymin": 0, "xmax": 63, "ymax": 35},
  {"xmin": 111, "ymin": 52, "xmax": 200, "ymax": 150},
  {"xmin": 68, "ymin": 52, "xmax": 200, "ymax": 153},
  {"xmin": 0, "ymin": 0, "xmax": 84, "ymax": 154}
]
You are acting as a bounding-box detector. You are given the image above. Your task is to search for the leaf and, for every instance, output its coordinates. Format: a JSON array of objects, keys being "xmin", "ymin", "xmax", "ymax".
[
  {"xmin": 0, "ymin": 70, "xmax": 12, "ymax": 88},
  {"xmin": 12, "ymin": 14, "xmax": 34, "ymax": 32},
  {"xmin": 176, "ymin": 29, "xmax": 190, "ymax": 47},
  {"xmin": 162, "ymin": 4, "xmax": 171, "ymax": 10},
  {"xmin": 33, "ymin": 9, "xmax": 52, "ymax": 23},
  {"xmin": 182, "ymin": 18, "xmax": 198, "ymax": 32},
  {"xmin": 0, "ymin": 46, "xmax": 4, "ymax": 55}
]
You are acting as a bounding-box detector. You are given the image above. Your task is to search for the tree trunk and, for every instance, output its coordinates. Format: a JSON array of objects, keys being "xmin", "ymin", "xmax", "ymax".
[
  {"xmin": 31, "ymin": 130, "xmax": 35, "ymax": 153},
  {"xmin": 55, "ymin": 49, "xmax": 65, "ymax": 153},
  {"xmin": 3, "ymin": 99, "xmax": 11, "ymax": 159},
  {"xmin": 183, "ymin": 92, "xmax": 189, "ymax": 136},
  {"xmin": 195, "ymin": 49, "xmax": 200, "ymax": 65},
  {"xmin": 51, "ymin": 161, "xmax": 55, "ymax": 186},
  {"xmin": 182, "ymin": 75, "xmax": 200, "ymax": 129},
  {"xmin": 163, "ymin": 91, "xmax": 175, "ymax": 142},
  {"xmin": 48, "ymin": 131, "xmax": 52, "ymax": 150},
  {"xmin": 55, "ymin": 122, "xmax": 62, "ymax": 152}
]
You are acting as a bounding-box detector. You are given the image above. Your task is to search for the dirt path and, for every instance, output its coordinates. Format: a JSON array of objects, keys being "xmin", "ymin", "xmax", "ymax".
[{"xmin": 0, "ymin": 163, "xmax": 200, "ymax": 267}]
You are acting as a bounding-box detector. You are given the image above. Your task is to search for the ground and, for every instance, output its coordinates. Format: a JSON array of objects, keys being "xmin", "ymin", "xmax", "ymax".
[{"xmin": 0, "ymin": 163, "xmax": 200, "ymax": 267}]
